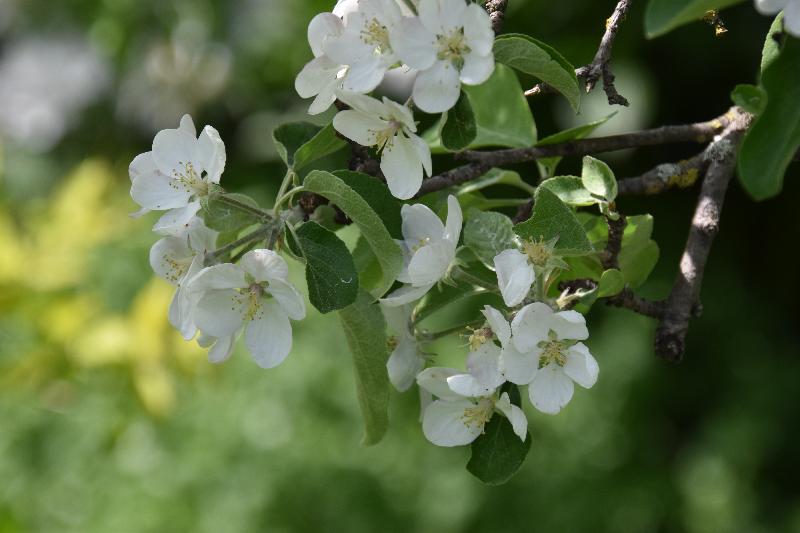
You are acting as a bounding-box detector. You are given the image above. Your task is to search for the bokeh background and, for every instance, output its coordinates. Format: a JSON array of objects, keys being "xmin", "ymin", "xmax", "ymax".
[{"xmin": 1, "ymin": 1, "xmax": 798, "ymax": 531}]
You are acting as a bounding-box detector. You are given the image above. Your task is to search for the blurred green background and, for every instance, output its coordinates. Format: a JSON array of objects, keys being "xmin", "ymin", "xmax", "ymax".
[{"xmin": 1, "ymin": 1, "xmax": 799, "ymax": 531}]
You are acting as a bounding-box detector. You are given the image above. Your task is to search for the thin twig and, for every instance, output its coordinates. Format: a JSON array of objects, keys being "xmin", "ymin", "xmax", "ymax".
[
  {"xmin": 600, "ymin": 213, "xmax": 626, "ymax": 270},
  {"xmin": 526, "ymin": 0, "xmax": 632, "ymax": 106},
  {"xmin": 654, "ymin": 115, "xmax": 750, "ymax": 361},
  {"xmin": 457, "ymin": 108, "xmax": 739, "ymax": 167},
  {"xmin": 414, "ymin": 162, "xmax": 491, "ymax": 197}
]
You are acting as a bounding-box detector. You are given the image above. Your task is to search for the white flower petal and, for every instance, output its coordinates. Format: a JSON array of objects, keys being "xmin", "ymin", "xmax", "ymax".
[
  {"xmin": 390, "ymin": 16, "xmax": 437, "ymax": 70},
  {"xmin": 178, "ymin": 114, "xmax": 197, "ymax": 137},
  {"xmin": 408, "ymin": 132, "xmax": 432, "ymax": 176},
  {"xmin": 407, "ymin": 239, "xmax": 454, "ymax": 286},
  {"xmin": 784, "ymin": 0, "xmax": 800, "ymax": 36},
  {"xmin": 188, "ymin": 263, "xmax": 247, "ymax": 292},
  {"xmin": 422, "ymin": 399, "xmax": 483, "ymax": 447},
  {"xmin": 379, "ymin": 282, "xmax": 434, "ymax": 307},
  {"xmin": 308, "ymin": 12, "xmax": 345, "ymax": 56},
  {"xmin": 416, "ymin": 366, "xmax": 462, "ymax": 399},
  {"xmin": 333, "ymin": 0, "xmax": 359, "ymax": 17},
  {"xmin": 337, "ymin": 91, "xmax": 390, "ymax": 117},
  {"xmin": 325, "ymin": 26, "xmax": 373, "ymax": 64},
  {"xmin": 129, "ymin": 152, "xmax": 159, "ymax": 182},
  {"xmin": 444, "ymin": 194, "xmax": 463, "ymax": 245},
  {"xmin": 551, "ymin": 310, "xmax": 589, "ymax": 341},
  {"xmin": 295, "ymin": 56, "xmax": 343, "ymax": 98},
  {"xmin": 267, "ymin": 279, "xmax": 306, "ymax": 321},
  {"xmin": 381, "ymin": 303, "xmax": 412, "ymax": 335},
  {"xmin": 186, "ymin": 217, "xmax": 218, "ymax": 253},
  {"xmin": 463, "ymin": 3, "xmax": 495, "ymax": 55},
  {"xmin": 418, "ymin": 0, "xmax": 467, "ymax": 34},
  {"xmin": 208, "ymin": 334, "xmax": 235, "ymax": 364},
  {"xmin": 333, "ymin": 109, "xmax": 386, "ymax": 146},
  {"xmin": 529, "ymin": 364, "xmax": 574, "ymax": 415},
  {"xmin": 239, "ymin": 249, "xmax": 290, "ymax": 282},
  {"xmin": 130, "ymin": 173, "xmax": 193, "ymax": 211},
  {"xmin": 342, "ymin": 55, "xmax": 388, "ymax": 93},
  {"xmin": 511, "ymin": 302, "xmax": 554, "ymax": 353},
  {"xmin": 245, "ymin": 300, "xmax": 292, "ymax": 369},
  {"xmin": 308, "ymin": 76, "xmax": 343, "ymax": 115},
  {"xmin": 494, "ymin": 249, "xmax": 534, "ymax": 307},
  {"xmin": 501, "ymin": 343, "xmax": 540, "ymax": 385},
  {"xmin": 563, "ymin": 342, "xmax": 599, "ymax": 389},
  {"xmin": 412, "ymin": 60, "xmax": 462, "ymax": 113},
  {"xmin": 495, "ymin": 392, "xmax": 528, "ymax": 441},
  {"xmin": 382, "ymin": 133, "xmax": 424, "ymax": 200},
  {"xmin": 387, "ymin": 338, "xmax": 424, "ymax": 392},
  {"xmin": 197, "ymin": 126, "xmax": 226, "ymax": 184},
  {"xmin": 466, "ymin": 342, "xmax": 504, "ymax": 389},
  {"xmin": 194, "ymin": 289, "xmax": 246, "ymax": 338},
  {"xmin": 151, "ymin": 124, "xmax": 202, "ymax": 179},
  {"xmin": 481, "ymin": 305, "xmax": 511, "ymax": 348},
  {"xmin": 401, "ymin": 203, "xmax": 445, "ymax": 245},
  {"xmin": 460, "ymin": 52, "xmax": 495, "ymax": 86},
  {"xmin": 152, "ymin": 202, "xmax": 201, "ymax": 235},
  {"xmin": 754, "ymin": 0, "xmax": 789, "ymax": 14}
]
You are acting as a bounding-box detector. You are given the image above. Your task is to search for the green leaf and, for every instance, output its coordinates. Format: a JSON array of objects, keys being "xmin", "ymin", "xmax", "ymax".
[
  {"xmin": 303, "ymin": 170, "xmax": 403, "ymax": 296},
  {"xmin": 467, "ymin": 407, "xmax": 531, "ymax": 484},
  {"xmin": 493, "ymin": 33, "xmax": 580, "ymax": 112},
  {"xmin": 338, "ymin": 290, "xmax": 390, "ymax": 446},
  {"xmin": 738, "ymin": 37, "xmax": 800, "ymax": 201},
  {"xmin": 200, "ymin": 193, "xmax": 260, "ymax": 233},
  {"xmin": 463, "ymin": 209, "xmax": 516, "ymax": 265},
  {"xmin": 539, "ymin": 176, "xmax": 597, "ymax": 206},
  {"xmin": 290, "ymin": 222, "xmax": 358, "ymax": 314},
  {"xmin": 644, "ymin": 0, "xmax": 745, "ymax": 38},
  {"xmin": 441, "ymin": 91, "xmax": 477, "ymax": 151},
  {"xmin": 730, "ymin": 84, "xmax": 767, "ymax": 116},
  {"xmin": 761, "ymin": 13, "xmax": 785, "ymax": 75},
  {"xmin": 619, "ymin": 215, "xmax": 660, "ymax": 288},
  {"xmin": 581, "ymin": 156, "xmax": 618, "ymax": 202},
  {"xmin": 273, "ymin": 122, "xmax": 346, "ymax": 171},
  {"xmin": 597, "ymin": 268, "xmax": 625, "ymax": 297},
  {"xmin": 514, "ymin": 188, "xmax": 593, "ymax": 256},
  {"xmin": 333, "ymin": 170, "xmax": 402, "ymax": 239},
  {"xmin": 535, "ymin": 113, "xmax": 617, "ymax": 178},
  {"xmin": 351, "ymin": 235, "xmax": 384, "ymax": 293}
]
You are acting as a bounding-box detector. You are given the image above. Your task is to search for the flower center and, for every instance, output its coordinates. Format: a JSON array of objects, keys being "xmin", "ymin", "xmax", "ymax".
[
  {"xmin": 461, "ymin": 397, "xmax": 494, "ymax": 428},
  {"xmin": 362, "ymin": 18, "xmax": 391, "ymax": 54},
  {"xmin": 538, "ymin": 339, "xmax": 567, "ymax": 368},
  {"xmin": 171, "ymin": 161, "xmax": 208, "ymax": 197},
  {"xmin": 161, "ymin": 254, "xmax": 192, "ymax": 284},
  {"xmin": 466, "ymin": 327, "xmax": 493, "ymax": 351},
  {"xmin": 522, "ymin": 237, "xmax": 552, "ymax": 267},
  {"xmin": 373, "ymin": 120, "xmax": 403, "ymax": 152},
  {"xmin": 436, "ymin": 28, "xmax": 471, "ymax": 70},
  {"xmin": 410, "ymin": 236, "xmax": 431, "ymax": 253},
  {"xmin": 237, "ymin": 282, "xmax": 269, "ymax": 322}
]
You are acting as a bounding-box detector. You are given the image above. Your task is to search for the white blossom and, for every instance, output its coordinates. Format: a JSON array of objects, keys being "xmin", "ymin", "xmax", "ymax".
[
  {"xmin": 510, "ymin": 302, "xmax": 599, "ymax": 415},
  {"xmin": 187, "ymin": 250, "xmax": 306, "ymax": 368},
  {"xmin": 380, "ymin": 195, "xmax": 462, "ymax": 307},
  {"xmin": 294, "ymin": 12, "xmax": 348, "ymax": 115},
  {"xmin": 333, "ymin": 91, "xmax": 431, "ymax": 199},
  {"xmin": 493, "ymin": 236, "xmax": 566, "ymax": 307},
  {"xmin": 129, "ymin": 114, "xmax": 226, "ymax": 235},
  {"xmin": 391, "ymin": 0, "xmax": 495, "ymax": 113},
  {"xmin": 383, "ymin": 304, "xmax": 426, "ymax": 391},
  {"xmin": 416, "ymin": 367, "xmax": 526, "ymax": 447},
  {"xmin": 149, "ymin": 217, "xmax": 217, "ymax": 340},
  {"xmin": 755, "ymin": 0, "xmax": 800, "ymax": 36},
  {"xmin": 324, "ymin": 0, "xmax": 404, "ymax": 93}
]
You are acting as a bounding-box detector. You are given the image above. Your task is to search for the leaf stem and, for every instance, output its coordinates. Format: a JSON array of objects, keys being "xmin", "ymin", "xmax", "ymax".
[
  {"xmin": 216, "ymin": 194, "xmax": 272, "ymax": 222},
  {"xmin": 207, "ymin": 224, "xmax": 271, "ymax": 261}
]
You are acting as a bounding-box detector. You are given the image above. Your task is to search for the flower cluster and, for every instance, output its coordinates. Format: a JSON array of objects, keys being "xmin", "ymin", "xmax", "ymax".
[
  {"xmin": 295, "ymin": 0, "xmax": 495, "ymax": 199},
  {"xmin": 132, "ymin": 115, "xmax": 306, "ymax": 368},
  {"xmin": 379, "ymin": 196, "xmax": 600, "ymax": 448}
]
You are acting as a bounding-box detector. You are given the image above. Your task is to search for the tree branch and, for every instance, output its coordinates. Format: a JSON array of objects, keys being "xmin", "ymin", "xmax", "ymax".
[
  {"xmin": 414, "ymin": 162, "xmax": 491, "ymax": 197},
  {"xmin": 617, "ymin": 152, "xmax": 708, "ymax": 195},
  {"xmin": 526, "ymin": 0, "xmax": 632, "ymax": 106},
  {"xmin": 485, "ymin": 0, "xmax": 509, "ymax": 34},
  {"xmin": 458, "ymin": 107, "xmax": 739, "ymax": 167},
  {"xmin": 654, "ymin": 116, "xmax": 750, "ymax": 362}
]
